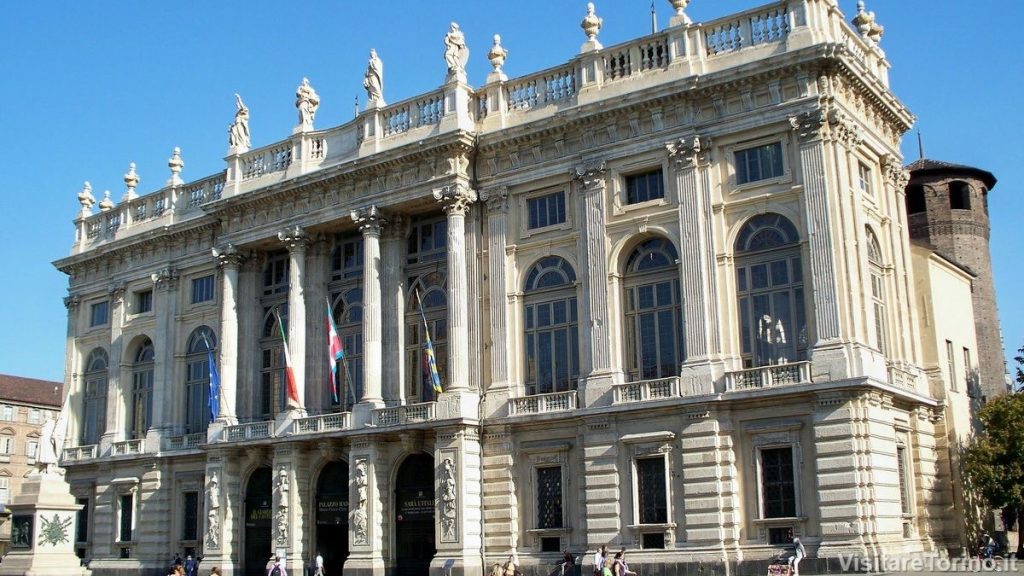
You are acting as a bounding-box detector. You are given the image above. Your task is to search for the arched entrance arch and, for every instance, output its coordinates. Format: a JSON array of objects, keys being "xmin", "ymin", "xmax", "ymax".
[
  {"xmin": 244, "ymin": 467, "xmax": 272, "ymax": 576},
  {"xmin": 315, "ymin": 461, "xmax": 350, "ymax": 573},
  {"xmin": 394, "ymin": 453, "xmax": 435, "ymax": 576}
]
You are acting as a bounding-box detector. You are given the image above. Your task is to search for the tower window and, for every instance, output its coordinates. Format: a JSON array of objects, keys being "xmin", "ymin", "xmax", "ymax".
[
  {"xmin": 949, "ymin": 181, "xmax": 971, "ymax": 210},
  {"xmin": 905, "ymin": 184, "xmax": 926, "ymax": 214}
]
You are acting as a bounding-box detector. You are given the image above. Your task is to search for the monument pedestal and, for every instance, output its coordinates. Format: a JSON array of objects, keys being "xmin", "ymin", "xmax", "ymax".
[{"xmin": 0, "ymin": 471, "xmax": 89, "ymax": 576}]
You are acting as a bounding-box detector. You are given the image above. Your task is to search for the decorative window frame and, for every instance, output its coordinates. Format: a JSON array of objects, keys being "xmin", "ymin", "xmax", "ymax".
[
  {"xmin": 177, "ymin": 477, "xmax": 203, "ymax": 548},
  {"xmin": 520, "ymin": 439, "xmax": 573, "ymax": 550},
  {"xmin": 189, "ymin": 272, "xmax": 218, "ymax": 307},
  {"xmin": 88, "ymin": 299, "xmax": 110, "ymax": 330},
  {"xmin": 745, "ymin": 420, "xmax": 806, "ymax": 543},
  {"xmin": 610, "ymin": 155, "xmax": 673, "ymax": 215},
  {"xmin": 129, "ymin": 286, "xmax": 155, "ymax": 319},
  {"xmin": 520, "ymin": 186, "xmax": 573, "ymax": 239},
  {"xmin": 725, "ymin": 136, "xmax": 793, "ymax": 193},
  {"xmin": 621, "ymin": 431, "xmax": 676, "ymax": 548},
  {"xmin": 894, "ymin": 426, "xmax": 916, "ymax": 537},
  {"xmin": 111, "ymin": 477, "xmax": 140, "ymax": 546}
]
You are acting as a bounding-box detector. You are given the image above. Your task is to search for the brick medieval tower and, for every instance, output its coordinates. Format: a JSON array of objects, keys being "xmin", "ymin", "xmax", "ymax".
[{"xmin": 905, "ymin": 159, "xmax": 1005, "ymax": 400}]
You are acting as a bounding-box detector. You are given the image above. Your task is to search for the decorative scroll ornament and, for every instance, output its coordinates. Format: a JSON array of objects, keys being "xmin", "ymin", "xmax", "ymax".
[
  {"xmin": 150, "ymin": 267, "xmax": 179, "ymax": 291},
  {"xmin": 213, "ymin": 243, "xmax": 244, "ymax": 267},
  {"xmin": 665, "ymin": 135, "xmax": 710, "ymax": 169},
  {"xmin": 571, "ymin": 160, "xmax": 607, "ymax": 191},
  {"xmin": 440, "ymin": 457, "xmax": 458, "ymax": 542},
  {"xmin": 353, "ymin": 459, "xmax": 368, "ymax": 545},
  {"xmin": 827, "ymin": 109, "xmax": 862, "ymax": 149},
  {"xmin": 480, "ymin": 186, "xmax": 509, "ymax": 212},
  {"xmin": 788, "ymin": 108, "xmax": 828, "ymax": 142}
]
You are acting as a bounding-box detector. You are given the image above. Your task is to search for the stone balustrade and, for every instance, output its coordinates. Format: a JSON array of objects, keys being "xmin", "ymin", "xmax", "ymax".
[
  {"xmin": 71, "ymin": 0, "xmax": 889, "ymax": 251},
  {"xmin": 61, "ymin": 444, "xmax": 98, "ymax": 462},
  {"xmin": 725, "ymin": 361, "xmax": 812, "ymax": 391},
  {"xmin": 165, "ymin": 432, "xmax": 206, "ymax": 451},
  {"xmin": 613, "ymin": 377, "xmax": 680, "ymax": 404},
  {"xmin": 887, "ymin": 364, "xmax": 920, "ymax": 392},
  {"xmin": 372, "ymin": 402, "xmax": 436, "ymax": 427},
  {"xmin": 508, "ymin": 390, "xmax": 578, "ymax": 416},
  {"xmin": 222, "ymin": 421, "xmax": 274, "ymax": 443},
  {"xmin": 291, "ymin": 412, "xmax": 352, "ymax": 435},
  {"xmin": 111, "ymin": 438, "xmax": 146, "ymax": 456}
]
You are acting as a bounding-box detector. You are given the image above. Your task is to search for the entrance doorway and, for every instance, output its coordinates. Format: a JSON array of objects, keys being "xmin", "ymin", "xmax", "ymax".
[
  {"xmin": 394, "ymin": 453, "xmax": 436, "ymax": 576},
  {"xmin": 244, "ymin": 467, "xmax": 272, "ymax": 576},
  {"xmin": 315, "ymin": 461, "xmax": 350, "ymax": 574}
]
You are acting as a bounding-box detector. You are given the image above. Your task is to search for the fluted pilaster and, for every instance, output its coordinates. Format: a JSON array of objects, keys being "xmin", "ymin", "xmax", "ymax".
[
  {"xmin": 573, "ymin": 162, "xmax": 611, "ymax": 376},
  {"xmin": 214, "ymin": 245, "xmax": 243, "ymax": 423},
  {"xmin": 352, "ymin": 207, "xmax": 387, "ymax": 404},
  {"xmin": 279, "ymin": 226, "xmax": 310, "ymax": 411},
  {"xmin": 381, "ymin": 215, "xmax": 407, "ymax": 404},
  {"xmin": 433, "ymin": 185, "xmax": 477, "ymax": 392}
]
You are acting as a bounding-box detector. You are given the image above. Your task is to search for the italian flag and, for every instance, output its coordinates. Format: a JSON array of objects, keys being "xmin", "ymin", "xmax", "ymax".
[{"xmin": 275, "ymin": 307, "xmax": 303, "ymax": 410}]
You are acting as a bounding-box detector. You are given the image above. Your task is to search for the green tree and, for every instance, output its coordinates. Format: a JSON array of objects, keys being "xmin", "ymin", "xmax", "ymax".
[{"xmin": 963, "ymin": 345, "xmax": 1024, "ymax": 557}]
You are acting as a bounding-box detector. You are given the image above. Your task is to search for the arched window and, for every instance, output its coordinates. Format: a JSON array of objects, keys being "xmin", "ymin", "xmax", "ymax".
[
  {"xmin": 331, "ymin": 288, "xmax": 363, "ymax": 410},
  {"xmin": 185, "ymin": 327, "xmax": 217, "ymax": 434},
  {"xmin": 866, "ymin": 228, "xmax": 888, "ymax": 355},
  {"xmin": 949, "ymin": 180, "xmax": 971, "ymax": 210},
  {"xmin": 523, "ymin": 257, "xmax": 579, "ymax": 395},
  {"xmin": 405, "ymin": 272, "xmax": 447, "ymax": 402},
  {"xmin": 735, "ymin": 214, "xmax": 807, "ymax": 368},
  {"xmin": 623, "ymin": 238, "xmax": 684, "ymax": 381},
  {"xmin": 81, "ymin": 348, "xmax": 108, "ymax": 445},
  {"xmin": 259, "ymin": 306, "xmax": 288, "ymax": 419},
  {"xmin": 130, "ymin": 338, "xmax": 155, "ymax": 440}
]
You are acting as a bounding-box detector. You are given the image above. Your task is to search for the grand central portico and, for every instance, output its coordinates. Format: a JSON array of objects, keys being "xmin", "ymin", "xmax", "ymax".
[{"xmin": 54, "ymin": 1, "xmax": 997, "ymax": 575}]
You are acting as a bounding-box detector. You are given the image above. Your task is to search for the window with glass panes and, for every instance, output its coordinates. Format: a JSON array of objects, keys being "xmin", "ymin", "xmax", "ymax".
[
  {"xmin": 82, "ymin": 348, "xmax": 108, "ymax": 445},
  {"xmin": 946, "ymin": 340, "xmax": 957, "ymax": 392},
  {"xmin": 406, "ymin": 273, "xmax": 448, "ymax": 402},
  {"xmin": 191, "ymin": 275, "xmax": 215, "ymax": 304},
  {"xmin": 259, "ymin": 308, "xmax": 287, "ymax": 419},
  {"xmin": 119, "ymin": 494, "xmax": 133, "ymax": 541},
  {"xmin": 759, "ymin": 447, "xmax": 796, "ymax": 518},
  {"xmin": 896, "ymin": 444, "xmax": 911, "ymax": 514},
  {"xmin": 0, "ymin": 478, "xmax": 9, "ymax": 505},
  {"xmin": 523, "ymin": 257, "xmax": 579, "ymax": 395},
  {"xmin": 330, "ymin": 288, "xmax": 364, "ymax": 410},
  {"xmin": 866, "ymin": 228, "xmax": 888, "ymax": 354},
  {"xmin": 636, "ymin": 457, "xmax": 668, "ymax": 524},
  {"xmin": 185, "ymin": 327, "xmax": 216, "ymax": 434},
  {"xmin": 0, "ymin": 436, "xmax": 12, "ymax": 455},
  {"xmin": 183, "ymin": 492, "xmax": 199, "ymax": 540},
  {"xmin": 262, "ymin": 253, "xmax": 289, "ymax": 296},
  {"xmin": 0, "ymin": 405, "xmax": 11, "ymax": 421},
  {"xmin": 527, "ymin": 191, "xmax": 567, "ymax": 229},
  {"xmin": 407, "ymin": 217, "xmax": 448, "ymax": 264},
  {"xmin": 130, "ymin": 339, "xmax": 155, "ymax": 440},
  {"xmin": 76, "ymin": 498, "xmax": 90, "ymax": 543},
  {"xmin": 136, "ymin": 290, "xmax": 153, "ymax": 313},
  {"xmin": 625, "ymin": 169, "xmax": 665, "ymax": 205},
  {"xmin": 90, "ymin": 301, "xmax": 109, "ymax": 327},
  {"xmin": 735, "ymin": 142, "xmax": 784, "ymax": 185},
  {"xmin": 858, "ymin": 162, "xmax": 873, "ymax": 196},
  {"xmin": 536, "ymin": 466, "xmax": 564, "ymax": 529},
  {"xmin": 735, "ymin": 214, "xmax": 807, "ymax": 368},
  {"xmin": 623, "ymin": 239, "xmax": 683, "ymax": 381}
]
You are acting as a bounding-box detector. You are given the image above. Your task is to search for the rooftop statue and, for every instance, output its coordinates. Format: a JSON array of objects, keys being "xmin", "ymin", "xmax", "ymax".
[
  {"xmin": 363, "ymin": 49, "xmax": 384, "ymax": 106},
  {"xmin": 443, "ymin": 22, "xmax": 469, "ymax": 79},
  {"xmin": 229, "ymin": 93, "xmax": 251, "ymax": 150},
  {"xmin": 296, "ymin": 77, "xmax": 321, "ymax": 131}
]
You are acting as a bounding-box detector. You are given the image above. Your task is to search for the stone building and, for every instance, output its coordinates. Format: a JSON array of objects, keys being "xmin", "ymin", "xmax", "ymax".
[
  {"xmin": 0, "ymin": 375, "xmax": 63, "ymax": 554},
  {"xmin": 52, "ymin": 1, "xmax": 999, "ymax": 575}
]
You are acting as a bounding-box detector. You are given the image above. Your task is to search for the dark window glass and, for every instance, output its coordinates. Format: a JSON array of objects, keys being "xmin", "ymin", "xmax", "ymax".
[
  {"xmin": 82, "ymin": 348, "xmax": 108, "ymax": 444},
  {"xmin": 185, "ymin": 327, "xmax": 216, "ymax": 433},
  {"xmin": 76, "ymin": 498, "xmax": 90, "ymax": 543},
  {"xmin": 262, "ymin": 253, "xmax": 289, "ymax": 295},
  {"xmin": 624, "ymin": 239, "xmax": 683, "ymax": 381},
  {"xmin": 192, "ymin": 275, "xmax": 216, "ymax": 303},
  {"xmin": 527, "ymin": 191, "xmax": 567, "ymax": 229},
  {"xmin": 897, "ymin": 445, "xmax": 910, "ymax": 514},
  {"xmin": 735, "ymin": 142, "xmax": 784, "ymax": 185},
  {"xmin": 119, "ymin": 494, "xmax": 133, "ymax": 541},
  {"xmin": 183, "ymin": 492, "xmax": 199, "ymax": 540},
  {"xmin": 637, "ymin": 457, "xmax": 668, "ymax": 524},
  {"xmin": 625, "ymin": 169, "xmax": 665, "ymax": 205},
  {"xmin": 136, "ymin": 290, "xmax": 152, "ymax": 313},
  {"xmin": 90, "ymin": 301, "xmax": 109, "ymax": 327},
  {"xmin": 407, "ymin": 218, "xmax": 448, "ymax": 264},
  {"xmin": 906, "ymin": 184, "xmax": 926, "ymax": 214},
  {"xmin": 536, "ymin": 466, "xmax": 563, "ymax": 529},
  {"xmin": 760, "ymin": 447, "xmax": 796, "ymax": 518}
]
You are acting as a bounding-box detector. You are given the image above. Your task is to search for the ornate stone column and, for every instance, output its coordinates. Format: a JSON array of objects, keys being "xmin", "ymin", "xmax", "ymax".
[
  {"xmin": 150, "ymin": 267, "xmax": 178, "ymax": 442},
  {"xmin": 666, "ymin": 136, "xmax": 721, "ymax": 395},
  {"xmin": 351, "ymin": 207, "xmax": 386, "ymax": 409},
  {"xmin": 279, "ymin": 226, "xmax": 310, "ymax": 412},
  {"xmin": 380, "ymin": 215, "xmax": 407, "ymax": 405},
  {"xmin": 573, "ymin": 162, "xmax": 615, "ymax": 403},
  {"xmin": 432, "ymin": 185, "xmax": 477, "ymax": 393},
  {"xmin": 63, "ymin": 295, "xmax": 81, "ymax": 445},
  {"xmin": 790, "ymin": 108, "xmax": 848, "ymax": 379},
  {"xmin": 101, "ymin": 284, "xmax": 127, "ymax": 451},
  {"xmin": 305, "ymin": 236, "xmax": 330, "ymax": 413},
  {"xmin": 480, "ymin": 187, "xmax": 510, "ymax": 417},
  {"xmin": 213, "ymin": 244, "xmax": 243, "ymax": 425}
]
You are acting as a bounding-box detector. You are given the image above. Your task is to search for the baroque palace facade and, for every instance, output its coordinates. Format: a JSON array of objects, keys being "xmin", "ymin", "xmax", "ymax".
[{"xmin": 53, "ymin": 1, "xmax": 991, "ymax": 575}]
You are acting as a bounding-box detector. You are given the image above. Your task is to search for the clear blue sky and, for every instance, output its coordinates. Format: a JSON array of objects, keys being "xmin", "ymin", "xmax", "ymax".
[{"xmin": 1, "ymin": 1, "xmax": 1021, "ymax": 382}]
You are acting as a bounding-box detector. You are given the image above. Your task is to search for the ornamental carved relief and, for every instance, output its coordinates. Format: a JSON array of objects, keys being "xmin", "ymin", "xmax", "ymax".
[
  {"xmin": 351, "ymin": 205, "xmax": 388, "ymax": 235},
  {"xmin": 882, "ymin": 154, "xmax": 910, "ymax": 191},
  {"xmin": 433, "ymin": 185, "xmax": 477, "ymax": 215},
  {"xmin": 665, "ymin": 135, "xmax": 710, "ymax": 169},
  {"xmin": 789, "ymin": 108, "xmax": 828, "ymax": 142},
  {"xmin": 479, "ymin": 186, "xmax": 509, "ymax": 213},
  {"xmin": 278, "ymin": 225, "xmax": 310, "ymax": 252},
  {"xmin": 571, "ymin": 161, "xmax": 607, "ymax": 191},
  {"xmin": 212, "ymin": 243, "xmax": 244, "ymax": 268},
  {"xmin": 439, "ymin": 454, "xmax": 459, "ymax": 542},
  {"xmin": 353, "ymin": 459, "xmax": 369, "ymax": 545}
]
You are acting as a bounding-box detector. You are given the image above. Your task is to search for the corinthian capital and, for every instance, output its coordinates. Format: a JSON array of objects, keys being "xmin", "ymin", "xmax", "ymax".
[
  {"xmin": 150, "ymin": 267, "xmax": 180, "ymax": 291},
  {"xmin": 351, "ymin": 206, "xmax": 388, "ymax": 235},
  {"xmin": 479, "ymin": 186, "xmax": 509, "ymax": 212},
  {"xmin": 666, "ymin": 135, "xmax": 710, "ymax": 170},
  {"xmin": 789, "ymin": 108, "xmax": 828, "ymax": 142},
  {"xmin": 212, "ymin": 243, "xmax": 245, "ymax": 267},
  {"xmin": 278, "ymin": 226, "xmax": 310, "ymax": 252},
  {"xmin": 63, "ymin": 294, "xmax": 81, "ymax": 311},
  {"xmin": 828, "ymin": 109, "xmax": 862, "ymax": 149},
  {"xmin": 572, "ymin": 160, "xmax": 607, "ymax": 191},
  {"xmin": 433, "ymin": 185, "xmax": 477, "ymax": 215},
  {"xmin": 109, "ymin": 282, "xmax": 127, "ymax": 305},
  {"xmin": 882, "ymin": 154, "xmax": 910, "ymax": 191}
]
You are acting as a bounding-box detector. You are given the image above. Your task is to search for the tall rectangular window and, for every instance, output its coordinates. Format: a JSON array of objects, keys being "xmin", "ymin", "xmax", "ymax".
[
  {"xmin": 28, "ymin": 408, "xmax": 41, "ymax": 424},
  {"xmin": 858, "ymin": 162, "xmax": 873, "ymax": 196},
  {"xmin": 625, "ymin": 169, "xmax": 665, "ymax": 205},
  {"xmin": 735, "ymin": 142, "xmax": 784, "ymax": 185},
  {"xmin": 26, "ymin": 441, "xmax": 38, "ymax": 460},
  {"xmin": 896, "ymin": 444, "xmax": 912, "ymax": 514},
  {"xmin": 136, "ymin": 290, "xmax": 153, "ymax": 313},
  {"xmin": 760, "ymin": 447, "xmax": 796, "ymax": 518},
  {"xmin": 76, "ymin": 498, "xmax": 90, "ymax": 543},
  {"xmin": 536, "ymin": 466, "xmax": 564, "ymax": 529},
  {"xmin": 0, "ymin": 405, "xmax": 11, "ymax": 421},
  {"xmin": 0, "ymin": 436, "xmax": 14, "ymax": 454},
  {"xmin": 636, "ymin": 457, "xmax": 668, "ymax": 524},
  {"xmin": 183, "ymin": 492, "xmax": 199, "ymax": 540},
  {"xmin": 0, "ymin": 478, "xmax": 9, "ymax": 505},
  {"xmin": 963, "ymin": 348, "xmax": 973, "ymax": 392},
  {"xmin": 527, "ymin": 191, "xmax": 567, "ymax": 229},
  {"xmin": 90, "ymin": 301, "xmax": 109, "ymax": 327},
  {"xmin": 119, "ymin": 493, "xmax": 133, "ymax": 541},
  {"xmin": 191, "ymin": 275, "xmax": 215, "ymax": 304},
  {"xmin": 946, "ymin": 340, "xmax": 957, "ymax": 392}
]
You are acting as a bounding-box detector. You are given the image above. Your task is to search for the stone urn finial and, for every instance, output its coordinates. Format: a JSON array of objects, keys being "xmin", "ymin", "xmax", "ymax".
[
  {"xmin": 488, "ymin": 34, "xmax": 508, "ymax": 73},
  {"xmin": 580, "ymin": 2, "xmax": 604, "ymax": 52},
  {"xmin": 668, "ymin": 0, "xmax": 692, "ymax": 26},
  {"xmin": 122, "ymin": 162, "xmax": 139, "ymax": 201},
  {"xmin": 77, "ymin": 181, "xmax": 96, "ymax": 216},
  {"xmin": 99, "ymin": 190, "xmax": 115, "ymax": 212},
  {"xmin": 167, "ymin": 147, "xmax": 184, "ymax": 186},
  {"xmin": 852, "ymin": 0, "xmax": 884, "ymax": 45}
]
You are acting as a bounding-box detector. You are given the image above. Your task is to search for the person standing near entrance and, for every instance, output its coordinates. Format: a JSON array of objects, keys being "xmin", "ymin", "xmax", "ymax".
[
  {"xmin": 593, "ymin": 545, "xmax": 608, "ymax": 576},
  {"xmin": 314, "ymin": 552, "xmax": 325, "ymax": 576},
  {"xmin": 267, "ymin": 556, "xmax": 288, "ymax": 576}
]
